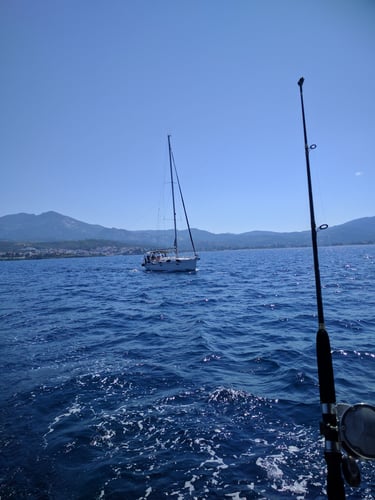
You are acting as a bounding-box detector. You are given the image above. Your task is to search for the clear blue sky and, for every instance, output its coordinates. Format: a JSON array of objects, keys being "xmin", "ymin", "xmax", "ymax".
[{"xmin": 1, "ymin": 0, "xmax": 374, "ymax": 234}]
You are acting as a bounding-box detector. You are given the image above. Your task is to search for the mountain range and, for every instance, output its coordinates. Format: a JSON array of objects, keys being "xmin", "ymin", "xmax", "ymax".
[{"xmin": 0, "ymin": 211, "xmax": 374, "ymax": 252}]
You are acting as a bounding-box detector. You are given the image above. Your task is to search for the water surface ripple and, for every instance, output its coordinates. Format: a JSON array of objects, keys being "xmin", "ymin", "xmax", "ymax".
[{"xmin": 1, "ymin": 246, "xmax": 374, "ymax": 498}]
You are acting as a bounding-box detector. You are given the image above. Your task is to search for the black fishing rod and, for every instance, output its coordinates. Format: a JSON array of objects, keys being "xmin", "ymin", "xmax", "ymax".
[{"xmin": 297, "ymin": 77, "xmax": 346, "ymax": 499}]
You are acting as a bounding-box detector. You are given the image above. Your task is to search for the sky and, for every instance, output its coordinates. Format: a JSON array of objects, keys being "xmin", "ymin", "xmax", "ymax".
[{"xmin": 1, "ymin": 0, "xmax": 374, "ymax": 234}]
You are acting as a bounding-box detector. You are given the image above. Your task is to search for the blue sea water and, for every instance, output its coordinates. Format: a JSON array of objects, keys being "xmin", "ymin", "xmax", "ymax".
[{"xmin": 1, "ymin": 246, "xmax": 374, "ymax": 499}]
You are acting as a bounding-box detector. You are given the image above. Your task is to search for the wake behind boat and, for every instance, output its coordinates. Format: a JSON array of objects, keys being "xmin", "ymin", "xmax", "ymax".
[{"xmin": 142, "ymin": 135, "xmax": 199, "ymax": 272}]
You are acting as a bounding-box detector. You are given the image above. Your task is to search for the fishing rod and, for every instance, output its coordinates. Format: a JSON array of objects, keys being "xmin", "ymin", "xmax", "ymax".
[
  {"xmin": 297, "ymin": 77, "xmax": 375, "ymax": 498},
  {"xmin": 297, "ymin": 76, "xmax": 346, "ymax": 499}
]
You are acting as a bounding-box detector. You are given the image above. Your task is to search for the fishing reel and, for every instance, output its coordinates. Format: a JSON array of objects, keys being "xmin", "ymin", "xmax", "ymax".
[{"xmin": 336, "ymin": 403, "xmax": 375, "ymax": 486}]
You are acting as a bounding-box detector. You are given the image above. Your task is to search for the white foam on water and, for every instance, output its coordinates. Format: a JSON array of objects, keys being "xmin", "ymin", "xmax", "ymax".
[
  {"xmin": 184, "ymin": 474, "xmax": 199, "ymax": 495},
  {"xmin": 224, "ymin": 492, "xmax": 249, "ymax": 500},
  {"xmin": 256, "ymin": 453, "xmax": 310, "ymax": 496},
  {"xmin": 43, "ymin": 398, "xmax": 82, "ymax": 447}
]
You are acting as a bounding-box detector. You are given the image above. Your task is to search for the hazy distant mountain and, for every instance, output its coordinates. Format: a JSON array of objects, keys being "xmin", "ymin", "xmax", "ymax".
[
  {"xmin": 0, "ymin": 211, "xmax": 374, "ymax": 250},
  {"xmin": 0, "ymin": 211, "xmax": 135, "ymax": 242}
]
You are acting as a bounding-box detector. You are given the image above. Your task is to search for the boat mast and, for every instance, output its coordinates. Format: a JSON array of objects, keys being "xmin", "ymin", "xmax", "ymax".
[{"xmin": 168, "ymin": 135, "xmax": 178, "ymax": 256}]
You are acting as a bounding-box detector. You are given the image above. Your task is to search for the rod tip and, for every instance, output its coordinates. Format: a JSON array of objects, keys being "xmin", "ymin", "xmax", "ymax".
[{"xmin": 298, "ymin": 77, "xmax": 304, "ymax": 87}]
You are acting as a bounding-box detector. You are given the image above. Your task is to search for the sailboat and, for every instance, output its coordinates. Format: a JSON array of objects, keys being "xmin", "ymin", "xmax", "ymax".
[{"xmin": 142, "ymin": 135, "xmax": 200, "ymax": 272}]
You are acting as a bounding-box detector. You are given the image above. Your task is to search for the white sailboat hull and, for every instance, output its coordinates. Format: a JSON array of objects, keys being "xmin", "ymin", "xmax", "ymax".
[{"xmin": 142, "ymin": 254, "xmax": 199, "ymax": 272}]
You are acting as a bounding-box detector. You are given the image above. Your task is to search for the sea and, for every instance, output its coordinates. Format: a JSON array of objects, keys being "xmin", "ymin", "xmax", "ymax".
[{"xmin": 1, "ymin": 246, "xmax": 374, "ymax": 499}]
